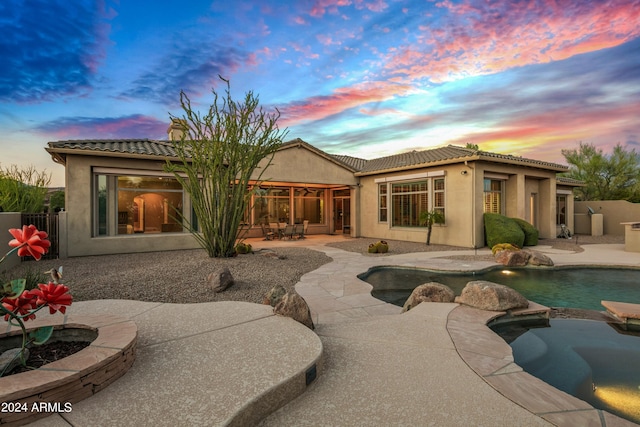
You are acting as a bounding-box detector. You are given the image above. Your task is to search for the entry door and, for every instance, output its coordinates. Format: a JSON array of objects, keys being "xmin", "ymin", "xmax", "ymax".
[
  {"xmin": 333, "ymin": 196, "xmax": 351, "ymax": 233},
  {"xmin": 334, "ymin": 198, "xmax": 343, "ymax": 232}
]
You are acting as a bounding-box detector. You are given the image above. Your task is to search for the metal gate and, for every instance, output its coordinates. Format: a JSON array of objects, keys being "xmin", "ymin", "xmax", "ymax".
[{"xmin": 20, "ymin": 213, "xmax": 59, "ymax": 260}]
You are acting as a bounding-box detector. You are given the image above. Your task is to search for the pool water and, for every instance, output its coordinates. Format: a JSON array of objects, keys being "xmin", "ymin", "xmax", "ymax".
[
  {"xmin": 362, "ymin": 267, "xmax": 640, "ymax": 310},
  {"xmin": 492, "ymin": 319, "xmax": 640, "ymax": 424}
]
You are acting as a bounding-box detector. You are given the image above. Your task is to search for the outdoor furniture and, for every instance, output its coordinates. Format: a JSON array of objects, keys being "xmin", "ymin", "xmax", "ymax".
[
  {"xmin": 282, "ymin": 224, "xmax": 296, "ymax": 239},
  {"xmin": 260, "ymin": 223, "xmax": 275, "ymax": 240},
  {"xmin": 303, "ymin": 220, "xmax": 309, "ymax": 237},
  {"xmin": 295, "ymin": 224, "xmax": 305, "ymax": 239},
  {"xmin": 269, "ymin": 222, "xmax": 281, "ymax": 239}
]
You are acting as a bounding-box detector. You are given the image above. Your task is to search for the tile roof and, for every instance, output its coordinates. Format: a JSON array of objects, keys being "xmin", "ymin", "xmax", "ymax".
[
  {"xmin": 47, "ymin": 138, "xmax": 568, "ymax": 175},
  {"xmin": 354, "ymin": 145, "xmax": 568, "ymax": 174},
  {"xmin": 47, "ymin": 139, "xmax": 179, "ymax": 158},
  {"xmin": 330, "ymin": 154, "xmax": 368, "ymax": 171}
]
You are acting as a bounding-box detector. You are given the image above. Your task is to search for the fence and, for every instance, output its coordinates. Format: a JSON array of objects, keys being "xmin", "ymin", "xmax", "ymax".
[{"xmin": 21, "ymin": 213, "xmax": 59, "ymax": 260}]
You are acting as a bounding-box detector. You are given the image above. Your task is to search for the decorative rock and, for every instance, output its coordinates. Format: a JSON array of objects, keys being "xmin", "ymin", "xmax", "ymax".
[
  {"xmin": 273, "ymin": 291, "xmax": 315, "ymax": 330},
  {"xmin": 495, "ymin": 249, "xmax": 531, "ymax": 266},
  {"xmin": 207, "ymin": 267, "xmax": 235, "ymax": 293},
  {"xmin": 0, "ymin": 348, "xmax": 28, "ymax": 374},
  {"xmin": 456, "ymin": 280, "xmax": 529, "ymax": 311},
  {"xmin": 263, "ymin": 285, "xmax": 288, "ymax": 307},
  {"xmin": 402, "ymin": 282, "xmax": 455, "ymax": 312},
  {"xmin": 524, "ymin": 249, "xmax": 554, "ymax": 266}
]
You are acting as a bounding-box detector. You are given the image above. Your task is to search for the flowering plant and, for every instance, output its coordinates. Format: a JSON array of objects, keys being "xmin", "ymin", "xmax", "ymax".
[{"xmin": 0, "ymin": 225, "xmax": 73, "ymax": 376}]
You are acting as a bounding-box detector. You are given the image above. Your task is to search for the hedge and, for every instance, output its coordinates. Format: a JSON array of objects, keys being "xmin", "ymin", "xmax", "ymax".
[
  {"xmin": 484, "ymin": 213, "xmax": 525, "ymax": 248},
  {"xmin": 511, "ymin": 217, "xmax": 539, "ymax": 246}
]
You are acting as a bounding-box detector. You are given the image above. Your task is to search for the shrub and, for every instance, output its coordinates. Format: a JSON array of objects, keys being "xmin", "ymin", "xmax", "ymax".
[
  {"xmin": 484, "ymin": 213, "xmax": 525, "ymax": 248},
  {"xmin": 234, "ymin": 242, "xmax": 252, "ymax": 255},
  {"xmin": 491, "ymin": 243, "xmax": 520, "ymax": 255},
  {"xmin": 367, "ymin": 240, "xmax": 389, "ymax": 253},
  {"xmin": 511, "ymin": 218, "xmax": 539, "ymax": 246}
]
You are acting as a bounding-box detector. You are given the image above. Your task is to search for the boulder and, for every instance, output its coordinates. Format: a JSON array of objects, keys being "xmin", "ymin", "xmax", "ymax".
[
  {"xmin": 207, "ymin": 267, "xmax": 235, "ymax": 293},
  {"xmin": 263, "ymin": 285, "xmax": 288, "ymax": 307},
  {"xmin": 402, "ymin": 282, "xmax": 455, "ymax": 312},
  {"xmin": 524, "ymin": 249, "xmax": 554, "ymax": 266},
  {"xmin": 456, "ymin": 280, "xmax": 529, "ymax": 311},
  {"xmin": 495, "ymin": 249, "xmax": 530, "ymax": 266},
  {"xmin": 274, "ymin": 291, "xmax": 315, "ymax": 330}
]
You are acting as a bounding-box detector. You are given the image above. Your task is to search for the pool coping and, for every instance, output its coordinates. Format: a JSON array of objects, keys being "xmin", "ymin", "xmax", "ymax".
[{"xmin": 448, "ymin": 303, "xmax": 638, "ymax": 426}]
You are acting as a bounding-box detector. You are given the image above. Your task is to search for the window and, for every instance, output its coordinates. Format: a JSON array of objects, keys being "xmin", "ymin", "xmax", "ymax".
[
  {"xmin": 433, "ymin": 178, "xmax": 445, "ymax": 219},
  {"xmin": 94, "ymin": 173, "xmax": 185, "ymax": 236},
  {"xmin": 391, "ymin": 181, "xmax": 428, "ymax": 227},
  {"xmin": 293, "ymin": 188, "xmax": 324, "ymax": 224},
  {"xmin": 253, "ymin": 187, "xmax": 290, "ymax": 224},
  {"xmin": 483, "ymin": 179, "xmax": 503, "ymax": 214},
  {"xmin": 379, "ymin": 183, "xmax": 387, "ymax": 222},
  {"xmin": 556, "ymin": 195, "xmax": 567, "ymax": 225}
]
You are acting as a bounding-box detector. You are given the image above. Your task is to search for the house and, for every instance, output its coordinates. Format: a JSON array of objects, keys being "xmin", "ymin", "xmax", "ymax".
[{"xmin": 46, "ymin": 131, "xmax": 578, "ymax": 257}]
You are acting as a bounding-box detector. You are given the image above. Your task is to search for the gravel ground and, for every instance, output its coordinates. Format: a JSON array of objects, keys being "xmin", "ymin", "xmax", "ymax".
[
  {"xmin": 3, "ymin": 234, "xmax": 624, "ymax": 305},
  {"xmin": 5, "ymin": 248, "xmax": 332, "ymax": 304}
]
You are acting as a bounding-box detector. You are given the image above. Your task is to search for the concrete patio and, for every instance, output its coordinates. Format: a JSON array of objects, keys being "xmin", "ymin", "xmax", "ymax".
[{"xmin": 27, "ymin": 236, "xmax": 640, "ymax": 426}]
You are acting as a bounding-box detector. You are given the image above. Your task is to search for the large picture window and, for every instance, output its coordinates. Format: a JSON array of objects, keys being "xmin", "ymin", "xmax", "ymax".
[
  {"xmin": 391, "ymin": 181, "xmax": 428, "ymax": 227},
  {"xmin": 253, "ymin": 186, "xmax": 326, "ymax": 226},
  {"xmin": 483, "ymin": 179, "xmax": 503, "ymax": 214},
  {"xmin": 94, "ymin": 172, "xmax": 185, "ymax": 236}
]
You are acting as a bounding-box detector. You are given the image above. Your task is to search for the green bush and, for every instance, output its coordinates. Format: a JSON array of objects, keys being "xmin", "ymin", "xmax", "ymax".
[
  {"xmin": 483, "ymin": 213, "xmax": 525, "ymax": 248},
  {"xmin": 511, "ymin": 218, "xmax": 539, "ymax": 246}
]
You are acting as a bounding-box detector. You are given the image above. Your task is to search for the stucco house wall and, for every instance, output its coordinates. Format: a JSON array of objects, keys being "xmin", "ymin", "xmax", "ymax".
[
  {"xmin": 47, "ymin": 137, "xmax": 578, "ymax": 256},
  {"xmin": 62, "ymin": 154, "xmax": 201, "ymax": 257},
  {"xmin": 575, "ymin": 200, "xmax": 640, "ymax": 235}
]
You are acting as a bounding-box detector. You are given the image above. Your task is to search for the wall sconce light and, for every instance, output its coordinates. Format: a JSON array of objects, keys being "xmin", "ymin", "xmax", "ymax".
[{"xmin": 461, "ymin": 170, "xmax": 468, "ymax": 175}]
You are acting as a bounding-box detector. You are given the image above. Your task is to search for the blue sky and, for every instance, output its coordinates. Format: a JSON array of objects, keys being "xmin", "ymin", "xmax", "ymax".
[{"xmin": 1, "ymin": 0, "xmax": 639, "ymax": 186}]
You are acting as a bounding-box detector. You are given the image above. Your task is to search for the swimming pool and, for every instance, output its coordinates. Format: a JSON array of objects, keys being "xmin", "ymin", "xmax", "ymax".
[
  {"xmin": 491, "ymin": 318, "xmax": 640, "ymax": 424},
  {"xmin": 361, "ymin": 266, "xmax": 640, "ymax": 311}
]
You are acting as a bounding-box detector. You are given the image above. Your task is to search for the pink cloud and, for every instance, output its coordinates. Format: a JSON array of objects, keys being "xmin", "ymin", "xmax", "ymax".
[
  {"xmin": 279, "ymin": 81, "xmax": 412, "ymax": 125},
  {"xmin": 387, "ymin": 0, "xmax": 640, "ymax": 83}
]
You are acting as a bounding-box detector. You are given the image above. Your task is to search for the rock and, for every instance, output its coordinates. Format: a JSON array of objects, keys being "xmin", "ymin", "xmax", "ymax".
[
  {"xmin": 207, "ymin": 267, "xmax": 235, "ymax": 293},
  {"xmin": 273, "ymin": 291, "xmax": 315, "ymax": 330},
  {"xmin": 263, "ymin": 285, "xmax": 288, "ymax": 307},
  {"xmin": 402, "ymin": 282, "xmax": 455, "ymax": 312},
  {"xmin": 456, "ymin": 280, "xmax": 529, "ymax": 311},
  {"xmin": 495, "ymin": 249, "xmax": 530, "ymax": 266},
  {"xmin": 524, "ymin": 249, "xmax": 554, "ymax": 266},
  {"xmin": 0, "ymin": 348, "xmax": 29, "ymax": 374}
]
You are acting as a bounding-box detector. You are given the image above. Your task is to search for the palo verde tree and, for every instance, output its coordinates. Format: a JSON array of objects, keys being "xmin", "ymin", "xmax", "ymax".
[
  {"xmin": 561, "ymin": 142, "xmax": 640, "ymax": 202},
  {"xmin": 165, "ymin": 77, "xmax": 288, "ymax": 257},
  {"xmin": 0, "ymin": 164, "xmax": 51, "ymax": 213}
]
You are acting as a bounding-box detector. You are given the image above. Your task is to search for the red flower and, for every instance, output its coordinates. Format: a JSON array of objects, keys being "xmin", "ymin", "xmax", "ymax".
[
  {"xmin": 8, "ymin": 225, "xmax": 51, "ymax": 261},
  {"xmin": 31, "ymin": 282, "xmax": 73, "ymax": 315},
  {"xmin": 1, "ymin": 290, "xmax": 38, "ymax": 321}
]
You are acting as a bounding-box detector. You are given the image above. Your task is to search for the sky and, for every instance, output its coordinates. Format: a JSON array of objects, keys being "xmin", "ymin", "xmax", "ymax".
[{"xmin": 1, "ymin": 0, "xmax": 639, "ymax": 187}]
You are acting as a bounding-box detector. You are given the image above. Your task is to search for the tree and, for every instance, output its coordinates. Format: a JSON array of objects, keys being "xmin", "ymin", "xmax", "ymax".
[
  {"xmin": 48, "ymin": 190, "xmax": 65, "ymax": 212},
  {"xmin": 561, "ymin": 142, "xmax": 640, "ymax": 202},
  {"xmin": 0, "ymin": 165, "xmax": 51, "ymax": 213},
  {"xmin": 165, "ymin": 77, "xmax": 288, "ymax": 257},
  {"xmin": 419, "ymin": 209, "xmax": 445, "ymax": 245},
  {"xmin": 464, "ymin": 143, "xmax": 479, "ymax": 150}
]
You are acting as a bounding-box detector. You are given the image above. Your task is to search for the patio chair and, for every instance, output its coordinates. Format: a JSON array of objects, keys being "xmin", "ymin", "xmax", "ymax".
[
  {"xmin": 295, "ymin": 224, "xmax": 305, "ymax": 239},
  {"xmin": 260, "ymin": 223, "xmax": 275, "ymax": 241},
  {"xmin": 269, "ymin": 222, "xmax": 281, "ymax": 239},
  {"xmin": 282, "ymin": 224, "xmax": 296, "ymax": 240}
]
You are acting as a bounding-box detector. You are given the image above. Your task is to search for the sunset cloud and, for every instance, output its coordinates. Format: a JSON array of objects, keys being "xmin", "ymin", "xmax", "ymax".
[{"xmin": 35, "ymin": 115, "xmax": 167, "ymax": 140}]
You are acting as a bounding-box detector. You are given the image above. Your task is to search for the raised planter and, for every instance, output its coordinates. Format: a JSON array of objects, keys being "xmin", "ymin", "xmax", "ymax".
[{"xmin": 0, "ymin": 314, "xmax": 137, "ymax": 426}]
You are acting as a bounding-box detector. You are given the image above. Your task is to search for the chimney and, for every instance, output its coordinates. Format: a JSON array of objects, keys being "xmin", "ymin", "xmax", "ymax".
[{"xmin": 167, "ymin": 119, "xmax": 188, "ymax": 141}]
